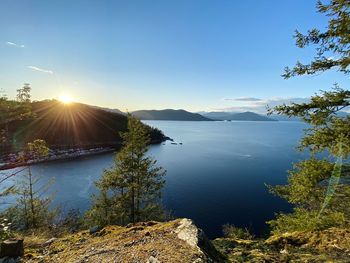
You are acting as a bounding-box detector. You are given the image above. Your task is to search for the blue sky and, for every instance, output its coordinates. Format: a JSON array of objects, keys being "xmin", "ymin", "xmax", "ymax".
[{"xmin": 0, "ymin": 0, "xmax": 348, "ymax": 112}]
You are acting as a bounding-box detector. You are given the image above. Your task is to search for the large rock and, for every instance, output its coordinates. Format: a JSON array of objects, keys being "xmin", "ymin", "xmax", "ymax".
[{"xmin": 174, "ymin": 218, "xmax": 225, "ymax": 262}]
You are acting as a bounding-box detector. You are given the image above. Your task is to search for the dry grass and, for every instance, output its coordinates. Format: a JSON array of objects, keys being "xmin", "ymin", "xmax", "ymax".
[
  {"xmin": 22, "ymin": 221, "xmax": 350, "ymax": 262},
  {"xmin": 214, "ymin": 227, "xmax": 350, "ymax": 262},
  {"xmin": 24, "ymin": 219, "xmax": 203, "ymax": 263}
]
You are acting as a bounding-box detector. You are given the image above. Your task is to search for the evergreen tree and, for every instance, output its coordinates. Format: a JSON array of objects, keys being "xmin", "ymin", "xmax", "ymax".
[
  {"xmin": 87, "ymin": 116, "xmax": 166, "ymax": 226},
  {"xmin": 268, "ymin": 0, "xmax": 350, "ymax": 233},
  {"xmin": 3, "ymin": 140, "xmax": 58, "ymax": 230},
  {"xmin": 0, "ymin": 85, "xmax": 33, "ymax": 199},
  {"xmin": 0, "ymin": 84, "xmax": 32, "ymax": 146}
]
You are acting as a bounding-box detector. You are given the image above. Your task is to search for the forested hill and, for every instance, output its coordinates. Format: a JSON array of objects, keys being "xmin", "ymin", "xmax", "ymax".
[
  {"xmin": 7, "ymin": 100, "xmax": 166, "ymax": 151},
  {"xmin": 132, "ymin": 109, "xmax": 213, "ymax": 121},
  {"xmin": 201, "ymin": 111, "xmax": 276, "ymax": 121}
]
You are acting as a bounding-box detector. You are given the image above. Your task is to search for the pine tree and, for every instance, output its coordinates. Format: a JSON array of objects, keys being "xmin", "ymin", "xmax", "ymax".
[
  {"xmin": 3, "ymin": 140, "xmax": 58, "ymax": 230},
  {"xmin": 0, "ymin": 84, "xmax": 32, "ymax": 147},
  {"xmin": 87, "ymin": 116, "xmax": 166, "ymax": 226},
  {"xmin": 268, "ymin": 0, "xmax": 350, "ymax": 233},
  {"xmin": 0, "ymin": 85, "xmax": 33, "ymax": 200}
]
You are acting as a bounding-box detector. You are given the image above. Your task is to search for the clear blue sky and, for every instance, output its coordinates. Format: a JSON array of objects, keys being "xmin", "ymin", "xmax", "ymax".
[{"xmin": 0, "ymin": 0, "xmax": 348, "ymax": 112}]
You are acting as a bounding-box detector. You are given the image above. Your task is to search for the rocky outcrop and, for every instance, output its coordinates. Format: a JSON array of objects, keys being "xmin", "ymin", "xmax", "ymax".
[
  {"xmin": 24, "ymin": 219, "xmax": 225, "ymax": 263},
  {"xmin": 15, "ymin": 219, "xmax": 350, "ymax": 262},
  {"xmin": 174, "ymin": 218, "xmax": 224, "ymax": 262}
]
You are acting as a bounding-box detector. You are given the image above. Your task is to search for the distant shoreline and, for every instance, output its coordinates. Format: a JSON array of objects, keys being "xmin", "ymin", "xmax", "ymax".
[
  {"xmin": 0, "ymin": 136, "xmax": 171, "ymax": 171},
  {"xmin": 0, "ymin": 147, "xmax": 116, "ymax": 171}
]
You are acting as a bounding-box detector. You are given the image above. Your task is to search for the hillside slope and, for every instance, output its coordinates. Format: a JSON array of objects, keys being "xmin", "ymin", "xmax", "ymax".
[
  {"xmin": 24, "ymin": 219, "xmax": 223, "ymax": 263},
  {"xmin": 6, "ymin": 100, "xmax": 166, "ymax": 152},
  {"xmin": 23, "ymin": 219, "xmax": 350, "ymax": 262},
  {"xmin": 132, "ymin": 109, "xmax": 213, "ymax": 121}
]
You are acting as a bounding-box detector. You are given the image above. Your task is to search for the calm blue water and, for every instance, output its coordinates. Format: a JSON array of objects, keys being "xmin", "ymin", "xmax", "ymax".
[{"xmin": 3, "ymin": 121, "xmax": 307, "ymax": 238}]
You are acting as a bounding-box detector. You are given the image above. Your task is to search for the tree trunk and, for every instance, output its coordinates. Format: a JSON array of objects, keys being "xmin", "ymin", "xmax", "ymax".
[
  {"xmin": 28, "ymin": 166, "xmax": 36, "ymax": 228},
  {"xmin": 121, "ymin": 187, "xmax": 125, "ymax": 225},
  {"xmin": 130, "ymin": 170, "xmax": 135, "ymax": 224},
  {"xmin": 131, "ymin": 185, "xmax": 135, "ymax": 223},
  {"xmin": 22, "ymin": 193, "xmax": 29, "ymax": 229},
  {"xmin": 136, "ymin": 175, "xmax": 140, "ymax": 222}
]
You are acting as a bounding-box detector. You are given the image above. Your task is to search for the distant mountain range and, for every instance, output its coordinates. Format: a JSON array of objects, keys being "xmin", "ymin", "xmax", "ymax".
[
  {"xmin": 93, "ymin": 106, "xmax": 349, "ymax": 122},
  {"xmin": 132, "ymin": 109, "xmax": 212, "ymax": 121},
  {"xmin": 201, "ymin": 111, "xmax": 276, "ymax": 121},
  {"xmin": 131, "ymin": 109, "xmax": 280, "ymax": 121}
]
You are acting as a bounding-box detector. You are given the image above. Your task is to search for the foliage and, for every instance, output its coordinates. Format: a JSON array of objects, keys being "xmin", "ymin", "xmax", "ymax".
[
  {"xmin": 85, "ymin": 189, "xmax": 119, "ymax": 227},
  {"xmin": 147, "ymin": 125, "xmax": 167, "ymax": 143},
  {"xmin": 0, "ymin": 87, "xmax": 60, "ymax": 233},
  {"xmin": 283, "ymin": 0, "xmax": 350, "ymax": 78},
  {"xmin": 268, "ymin": 0, "xmax": 350, "ymax": 233},
  {"xmin": 86, "ymin": 115, "xmax": 166, "ymax": 227},
  {"xmin": 2, "ymin": 140, "xmax": 58, "ymax": 230},
  {"xmin": 0, "ymin": 218, "xmax": 13, "ymax": 242},
  {"xmin": 269, "ymin": 158, "xmax": 334, "ymax": 205},
  {"xmin": 4, "ymin": 195, "xmax": 58, "ymax": 231},
  {"xmin": 0, "ymin": 84, "xmax": 33, "ymax": 146},
  {"xmin": 222, "ymin": 224, "xmax": 254, "ymax": 240},
  {"xmin": 271, "ymin": 87, "xmax": 350, "ymax": 157},
  {"xmin": 16, "ymin": 84, "xmax": 31, "ymax": 103},
  {"xmin": 57, "ymin": 209, "xmax": 83, "ymax": 234},
  {"xmin": 268, "ymin": 208, "xmax": 346, "ymax": 234},
  {"xmin": 0, "ymin": 85, "xmax": 34, "ymax": 204}
]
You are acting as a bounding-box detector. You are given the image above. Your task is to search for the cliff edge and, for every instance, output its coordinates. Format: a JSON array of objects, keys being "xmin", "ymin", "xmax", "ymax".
[
  {"xmin": 24, "ymin": 219, "xmax": 224, "ymax": 263},
  {"xmin": 21, "ymin": 219, "xmax": 350, "ymax": 262}
]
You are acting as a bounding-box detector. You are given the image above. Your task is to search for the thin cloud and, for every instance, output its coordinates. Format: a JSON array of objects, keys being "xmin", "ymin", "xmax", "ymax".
[
  {"xmin": 215, "ymin": 97, "xmax": 309, "ymax": 114},
  {"xmin": 6, "ymin": 41, "xmax": 25, "ymax": 48},
  {"xmin": 223, "ymin": 97, "xmax": 262, "ymax": 102},
  {"xmin": 211, "ymin": 105, "xmax": 265, "ymax": 113},
  {"xmin": 27, "ymin": 66, "xmax": 53, "ymax": 74}
]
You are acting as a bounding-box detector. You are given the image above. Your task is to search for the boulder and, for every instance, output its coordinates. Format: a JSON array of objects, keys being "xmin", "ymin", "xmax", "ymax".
[
  {"xmin": 147, "ymin": 256, "xmax": 161, "ymax": 263},
  {"xmin": 174, "ymin": 218, "xmax": 225, "ymax": 262}
]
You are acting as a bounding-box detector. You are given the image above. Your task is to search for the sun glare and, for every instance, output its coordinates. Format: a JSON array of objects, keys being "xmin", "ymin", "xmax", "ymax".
[{"xmin": 59, "ymin": 94, "xmax": 73, "ymax": 104}]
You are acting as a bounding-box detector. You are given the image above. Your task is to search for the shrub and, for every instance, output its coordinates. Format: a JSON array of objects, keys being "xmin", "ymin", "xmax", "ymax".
[
  {"xmin": 222, "ymin": 224, "xmax": 254, "ymax": 240},
  {"xmin": 268, "ymin": 208, "xmax": 346, "ymax": 234}
]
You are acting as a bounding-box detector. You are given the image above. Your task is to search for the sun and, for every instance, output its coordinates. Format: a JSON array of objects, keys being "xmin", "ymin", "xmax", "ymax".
[{"xmin": 58, "ymin": 94, "xmax": 73, "ymax": 104}]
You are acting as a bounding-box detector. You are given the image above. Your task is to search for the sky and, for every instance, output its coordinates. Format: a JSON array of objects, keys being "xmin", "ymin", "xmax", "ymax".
[{"xmin": 0, "ymin": 0, "xmax": 348, "ymax": 112}]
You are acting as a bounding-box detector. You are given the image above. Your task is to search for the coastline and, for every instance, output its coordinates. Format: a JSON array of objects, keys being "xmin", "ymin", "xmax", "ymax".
[
  {"xmin": 0, "ymin": 136, "xmax": 171, "ymax": 171},
  {"xmin": 0, "ymin": 147, "xmax": 117, "ymax": 171}
]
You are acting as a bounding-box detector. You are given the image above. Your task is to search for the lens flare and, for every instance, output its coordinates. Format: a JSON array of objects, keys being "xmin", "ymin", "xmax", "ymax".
[{"xmin": 58, "ymin": 94, "xmax": 73, "ymax": 104}]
